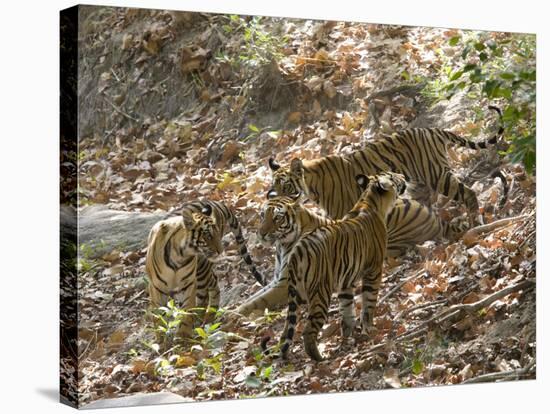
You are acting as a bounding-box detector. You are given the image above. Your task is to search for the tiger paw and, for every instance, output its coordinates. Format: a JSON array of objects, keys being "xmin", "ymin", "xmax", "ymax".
[
  {"xmin": 360, "ymin": 323, "xmax": 375, "ymax": 337},
  {"xmin": 341, "ymin": 319, "xmax": 355, "ymax": 338}
]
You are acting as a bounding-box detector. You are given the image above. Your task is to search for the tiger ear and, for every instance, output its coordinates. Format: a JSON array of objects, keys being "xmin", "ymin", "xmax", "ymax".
[
  {"xmin": 290, "ymin": 158, "xmax": 303, "ymax": 174},
  {"xmin": 355, "ymin": 174, "xmax": 370, "ymax": 191},
  {"xmin": 201, "ymin": 204, "xmax": 213, "ymax": 216},
  {"xmin": 267, "ymin": 189, "xmax": 278, "ymax": 199},
  {"xmin": 394, "ymin": 173, "xmax": 407, "ymax": 195},
  {"xmin": 268, "ymin": 157, "xmax": 280, "ymax": 171}
]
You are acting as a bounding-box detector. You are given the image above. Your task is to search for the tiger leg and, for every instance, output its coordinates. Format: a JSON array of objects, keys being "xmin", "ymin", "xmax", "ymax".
[
  {"xmin": 302, "ymin": 296, "xmax": 329, "ymax": 361},
  {"xmin": 196, "ymin": 257, "xmax": 220, "ymax": 324},
  {"xmin": 148, "ymin": 282, "xmax": 167, "ymax": 308},
  {"xmin": 207, "ymin": 274, "xmax": 220, "ymax": 310},
  {"xmin": 361, "ymin": 269, "xmax": 383, "ymax": 336},
  {"xmin": 174, "ymin": 281, "xmax": 196, "ymax": 338},
  {"xmin": 237, "ymin": 277, "xmax": 288, "ymax": 316},
  {"xmin": 195, "ymin": 256, "xmax": 211, "ymax": 310},
  {"xmin": 436, "ymin": 170, "xmax": 481, "ymax": 225},
  {"xmin": 337, "ymin": 287, "xmax": 355, "ymax": 338}
]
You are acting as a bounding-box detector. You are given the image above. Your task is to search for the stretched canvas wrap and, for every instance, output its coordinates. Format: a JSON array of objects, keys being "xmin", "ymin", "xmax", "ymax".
[{"xmin": 60, "ymin": 4, "xmax": 536, "ymax": 409}]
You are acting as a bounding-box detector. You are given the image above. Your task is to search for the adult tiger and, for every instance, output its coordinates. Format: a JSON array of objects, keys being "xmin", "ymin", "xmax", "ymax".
[
  {"xmin": 236, "ymin": 191, "xmax": 466, "ymax": 317},
  {"xmin": 269, "ymin": 106, "xmax": 504, "ymax": 223},
  {"xmin": 146, "ymin": 200, "xmax": 264, "ymax": 335},
  {"xmin": 270, "ymin": 172, "xmax": 406, "ymax": 361}
]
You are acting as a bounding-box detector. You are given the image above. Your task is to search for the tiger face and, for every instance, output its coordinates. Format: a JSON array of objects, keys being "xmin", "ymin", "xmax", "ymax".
[
  {"xmin": 258, "ymin": 190, "xmax": 300, "ymax": 246},
  {"xmin": 181, "ymin": 205, "xmax": 222, "ymax": 257},
  {"xmin": 268, "ymin": 158, "xmax": 308, "ymax": 200},
  {"xmin": 354, "ymin": 172, "xmax": 407, "ymax": 213}
]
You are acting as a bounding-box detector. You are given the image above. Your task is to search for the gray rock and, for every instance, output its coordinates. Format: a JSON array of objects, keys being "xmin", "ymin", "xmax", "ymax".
[
  {"xmin": 60, "ymin": 204, "xmax": 77, "ymax": 240},
  {"xmin": 78, "ymin": 205, "xmax": 170, "ymax": 258},
  {"xmin": 220, "ymin": 283, "xmax": 249, "ymax": 307},
  {"xmin": 410, "ymin": 91, "xmax": 475, "ymax": 129},
  {"xmin": 81, "ymin": 392, "xmax": 194, "ymax": 409}
]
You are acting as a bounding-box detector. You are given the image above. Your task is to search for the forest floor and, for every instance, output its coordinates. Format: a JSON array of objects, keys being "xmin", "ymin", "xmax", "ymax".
[{"xmin": 72, "ymin": 7, "xmax": 536, "ymax": 405}]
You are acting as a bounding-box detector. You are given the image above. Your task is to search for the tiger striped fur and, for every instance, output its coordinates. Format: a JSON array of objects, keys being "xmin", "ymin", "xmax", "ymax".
[
  {"xmin": 236, "ymin": 192, "xmax": 332, "ymax": 316},
  {"xmin": 146, "ymin": 200, "xmax": 264, "ymax": 335},
  {"xmin": 269, "ymin": 106, "xmax": 504, "ymax": 223},
  {"xmin": 237, "ymin": 192, "xmax": 466, "ymax": 317},
  {"xmin": 276, "ymin": 172, "xmax": 406, "ymax": 361}
]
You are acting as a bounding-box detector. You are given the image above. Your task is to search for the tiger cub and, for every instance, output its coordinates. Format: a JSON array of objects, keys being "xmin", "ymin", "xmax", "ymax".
[
  {"xmin": 269, "ymin": 106, "xmax": 505, "ymax": 224},
  {"xmin": 236, "ymin": 193, "xmax": 466, "ymax": 317},
  {"xmin": 146, "ymin": 200, "xmax": 264, "ymax": 335},
  {"xmin": 236, "ymin": 193, "xmax": 332, "ymax": 316},
  {"xmin": 275, "ymin": 172, "xmax": 406, "ymax": 361}
]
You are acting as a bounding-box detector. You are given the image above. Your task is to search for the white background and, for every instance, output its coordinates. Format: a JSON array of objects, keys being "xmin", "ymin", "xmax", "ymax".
[{"xmin": 0, "ymin": 0, "xmax": 546, "ymax": 412}]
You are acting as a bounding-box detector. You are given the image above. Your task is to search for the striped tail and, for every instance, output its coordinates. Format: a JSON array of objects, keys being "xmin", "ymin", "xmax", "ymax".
[
  {"xmin": 228, "ymin": 214, "xmax": 266, "ymax": 286},
  {"xmin": 491, "ymin": 169, "xmax": 509, "ymax": 209},
  {"xmin": 446, "ymin": 105, "xmax": 504, "ymax": 149},
  {"xmin": 279, "ymin": 259, "xmax": 298, "ymax": 358}
]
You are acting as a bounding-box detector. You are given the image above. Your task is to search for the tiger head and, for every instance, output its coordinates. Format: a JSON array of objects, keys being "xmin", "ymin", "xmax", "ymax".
[
  {"xmin": 181, "ymin": 204, "xmax": 222, "ymax": 257},
  {"xmin": 258, "ymin": 189, "xmax": 301, "ymax": 246},
  {"xmin": 353, "ymin": 172, "xmax": 406, "ymax": 215},
  {"xmin": 268, "ymin": 157, "xmax": 309, "ymax": 200}
]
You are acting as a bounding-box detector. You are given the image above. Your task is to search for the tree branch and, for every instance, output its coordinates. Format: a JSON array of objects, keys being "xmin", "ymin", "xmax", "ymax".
[{"xmin": 462, "ymin": 359, "xmax": 536, "ymax": 384}]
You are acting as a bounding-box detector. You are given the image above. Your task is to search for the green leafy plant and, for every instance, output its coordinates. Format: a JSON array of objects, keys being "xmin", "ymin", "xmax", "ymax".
[
  {"xmin": 218, "ymin": 15, "xmax": 288, "ymax": 68},
  {"xmin": 77, "ymin": 241, "xmax": 106, "ymax": 272},
  {"xmin": 148, "ymin": 299, "xmax": 195, "ymax": 348},
  {"xmin": 423, "ymin": 32, "xmax": 536, "ymax": 173}
]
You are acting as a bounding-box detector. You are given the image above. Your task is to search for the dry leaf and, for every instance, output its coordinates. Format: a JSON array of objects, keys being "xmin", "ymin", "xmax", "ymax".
[
  {"xmin": 175, "ymin": 355, "xmax": 196, "ymax": 368},
  {"xmin": 287, "ymin": 112, "xmax": 303, "ymax": 124}
]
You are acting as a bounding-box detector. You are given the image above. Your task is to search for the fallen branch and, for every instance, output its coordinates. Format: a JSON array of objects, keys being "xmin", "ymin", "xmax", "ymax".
[
  {"xmin": 365, "ymin": 83, "xmax": 425, "ymax": 104},
  {"xmin": 379, "ymin": 270, "xmax": 426, "ymax": 305},
  {"xmin": 395, "ymin": 298, "xmax": 448, "ymax": 321},
  {"xmin": 465, "ymin": 214, "xmax": 530, "ymax": 237},
  {"xmin": 103, "ymin": 96, "xmax": 139, "ymax": 122},
  {"xmin": 462, "ymin": 359, "xmax": 536, "ymax": 384},
  {"xmin": 354, "ymin": 279, "xmax": 535, "ymax": 377},
  {"xmin": 430, "ymin": 278, "xmax": 535, "ymax": 321},
  {"xmin": 397, "ymin": 279, "xmax": 535, "ymax": 342}
]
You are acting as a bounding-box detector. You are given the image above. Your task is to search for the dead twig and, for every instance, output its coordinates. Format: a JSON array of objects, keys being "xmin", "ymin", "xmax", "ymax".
[
  {"xmin": 397, "ymin": 279, "xmax": 535, "ymax": 342},
  {"xmin": 462, "ymin": 358, "xmax": 535, "ymax": 384},
  {"xmin": 354, "ymin": 279, "xmax": 535, "ymax": 377},
  {"xmin": 379, "ymin": 269, "xmax": 426, "ymax": 305},
  {"xmin": 395, "ymin": 298, "xmax": 448, "ymax": 321},
  {"xmin": 103, "ymin": 95, "xmax": 139, "ymax": 122}
]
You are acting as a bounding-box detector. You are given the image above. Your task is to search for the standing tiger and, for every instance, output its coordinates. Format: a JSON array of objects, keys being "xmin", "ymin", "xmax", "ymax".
[
  {"xmin": 269, "ymin": 106, "xmax": 504, "ymax": 224},
  {"xmin": 273, "ymin": 172, "xmax": 406, "ymax": 361},
  {"xmin": 236, "ymin": 192, "xmax": 332, "ymax": 317},
  {"xmin": 236, "ymin": 191, "xmax": 467, "ymax": 317},
  {"xmin": 146, "ymin": 200, "xmax": 264, "ymax": 335}
]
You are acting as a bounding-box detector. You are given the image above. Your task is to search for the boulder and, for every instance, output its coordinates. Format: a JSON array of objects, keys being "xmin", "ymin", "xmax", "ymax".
[
  {"xmin": 78, "ymin": 205, "xmax": 170, "ymax": 258},
  {"xmin": 81, "ymin": 392, "xmax": 193, "ymax": 409}
]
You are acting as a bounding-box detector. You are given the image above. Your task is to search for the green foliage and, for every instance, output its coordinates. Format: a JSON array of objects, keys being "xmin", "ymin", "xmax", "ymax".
[
  {"xmin": 148, "ymin": 299, "xmax": 195, "ymax": 348},
  {"xmin": 424, "ymin": 32, "xmax": 536, "ymax": 173},
  {"xmin": 218, "ymin": 15, "xmax": 288, "ymax": 67},
  {"xmin": 77, "ymin": 241, "xmax": 106, "ymax": 272},
  {"xmin": 242, "ymin": 124, "xmax": 283, "ymax": 142}
]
